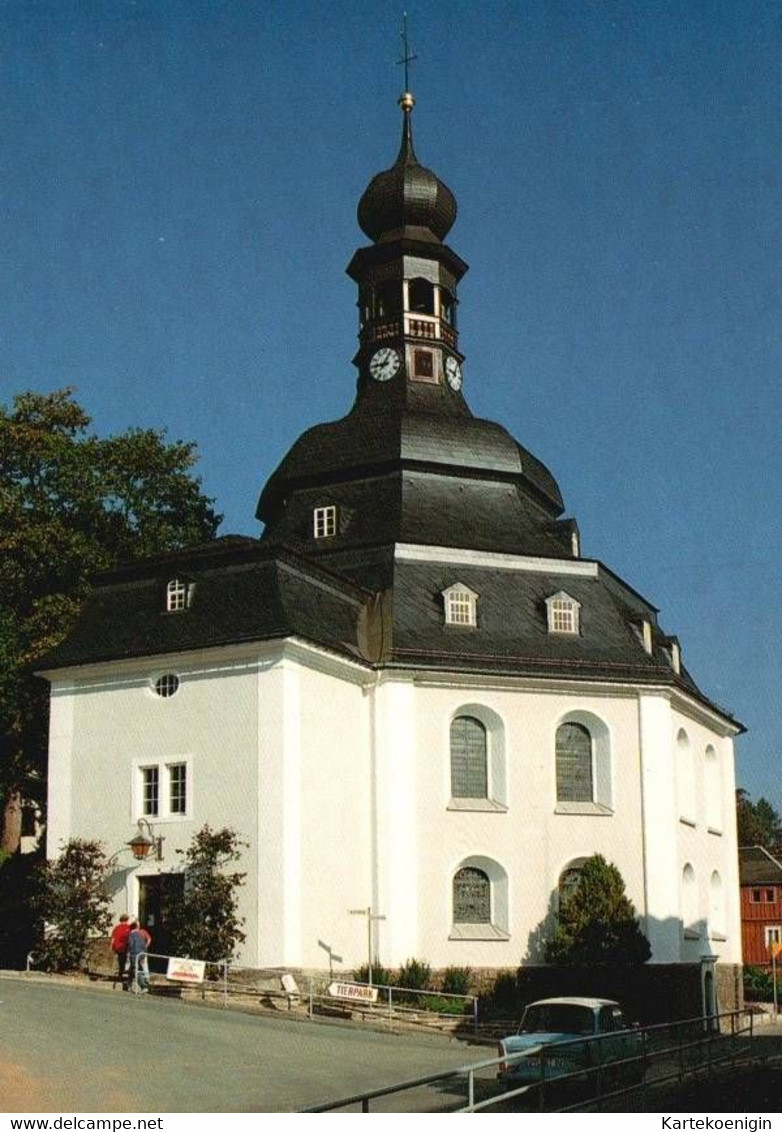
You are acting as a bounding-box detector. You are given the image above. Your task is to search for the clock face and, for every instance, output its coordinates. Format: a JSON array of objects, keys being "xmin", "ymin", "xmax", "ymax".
[
  {"xmin": 369, "ymin": 347, "xmax": 401, "ymax": 382},
  {"xmin": 445, "ymin": 355, "xmax": 463, "ymax": 391}
]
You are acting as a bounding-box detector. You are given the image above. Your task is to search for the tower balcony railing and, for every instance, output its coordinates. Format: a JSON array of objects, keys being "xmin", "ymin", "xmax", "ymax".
[
  {"xmin": 440, "ymin": 322, "xmax": 457, "ymax": 348},
  {"xmin": 406, "ymin": 313, "xmax": 437, "ymax": 339},
  {"xmin": 360, "ymin": 315, "xmax": 457, "ymax": 349},
  {"xmin": 361, "ymin": 318, "xmax": 403, "ymax": 343}
]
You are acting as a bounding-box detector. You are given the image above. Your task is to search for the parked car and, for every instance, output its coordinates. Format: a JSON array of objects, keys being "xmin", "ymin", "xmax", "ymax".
[{"xmin": 497, "ymin": 996, "xmax": 642, "ymax": 1092}]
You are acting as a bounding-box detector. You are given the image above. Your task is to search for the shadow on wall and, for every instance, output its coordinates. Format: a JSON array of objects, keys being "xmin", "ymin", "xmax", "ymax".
[{"xmin": 514, "ymin": 909, "xmax": 735, "ymax": 1026}]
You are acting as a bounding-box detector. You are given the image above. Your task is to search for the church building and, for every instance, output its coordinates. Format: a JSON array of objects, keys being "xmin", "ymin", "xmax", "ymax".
[{"xmin": 42, "ymin": 85, "xmax": 743, "ymax": 994}]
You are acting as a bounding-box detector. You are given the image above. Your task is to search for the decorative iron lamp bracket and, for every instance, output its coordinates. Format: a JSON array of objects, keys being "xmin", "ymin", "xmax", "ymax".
[{"xmin": 127, "ymin": 818, "xmax": 164, "ymax": 862}]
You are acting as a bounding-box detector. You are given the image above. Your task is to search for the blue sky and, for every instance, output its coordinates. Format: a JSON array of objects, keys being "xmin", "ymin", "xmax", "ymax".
[{"xmin": 1, "ymin": 0, "xmax": 779, "ymax": 810}]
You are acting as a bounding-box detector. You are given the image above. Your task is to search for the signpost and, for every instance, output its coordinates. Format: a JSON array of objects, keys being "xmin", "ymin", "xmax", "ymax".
[
  {"xmin": 770, "ymin": 941, "xmax": 782, "ymax": 1015},
  {"xmin": 349, "ymin": 906, "xmax": 386, "ymax": 985},
  {"xmin": 328, "ymin": 981, "xmax": 379, "ymax": 1003},
  {"xmin": 166, "ymin": 956, "xmax": 206, "ymax": 984}
]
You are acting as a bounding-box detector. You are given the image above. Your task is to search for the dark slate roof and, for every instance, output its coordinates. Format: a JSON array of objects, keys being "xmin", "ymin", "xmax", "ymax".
[
  {"xmin": 258, "ymin": 397, "xmax": 563, "ymax": 521},
  {"xmin": 386, "ymin": 559, "xmax": 700, "ymax": 688},
  {"xmin": 38, "ymin": 531, "xmax": 741, "ymax": 731},
  {"xmin": 739, "ymin": 847, "xmax": 782, "ymax": 886},
  {"xmin": 357, "ymin": 109, "xmax": 457, "ymax": 244},
  {"xmin": 38, "ymin": 542, "xmax": 370, "ymax": 672}
]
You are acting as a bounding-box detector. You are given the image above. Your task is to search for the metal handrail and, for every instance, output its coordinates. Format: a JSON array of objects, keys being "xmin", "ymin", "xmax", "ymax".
[{"xmin": 301, "ymin": 1009, "xmax": 756, "ymax": 1113}]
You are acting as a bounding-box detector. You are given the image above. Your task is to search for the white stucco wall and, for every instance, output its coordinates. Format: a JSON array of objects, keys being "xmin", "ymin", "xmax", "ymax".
[{"xmin": 44, "ymin": 639, "xmax": 742, "ymax": 974}]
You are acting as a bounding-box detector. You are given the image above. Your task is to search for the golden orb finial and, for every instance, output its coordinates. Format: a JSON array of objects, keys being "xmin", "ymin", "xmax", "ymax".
[{"xmin": 398, "ymin": 91, "xmax": 415, "ymax": 113}]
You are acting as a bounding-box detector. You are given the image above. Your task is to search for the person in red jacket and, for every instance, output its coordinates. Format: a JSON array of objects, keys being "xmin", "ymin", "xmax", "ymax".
[{"xmin": 110, "ymin": 914, "xmax": 131, "ymax": 984}]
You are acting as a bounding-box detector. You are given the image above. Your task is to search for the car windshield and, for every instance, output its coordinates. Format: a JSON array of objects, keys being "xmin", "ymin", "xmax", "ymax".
[{"xmin": 519, "ymin": 1004, "xmax": 595, "ymax": 1035}]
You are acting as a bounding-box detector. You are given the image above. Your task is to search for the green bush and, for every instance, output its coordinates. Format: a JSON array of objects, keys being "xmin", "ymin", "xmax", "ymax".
[
  {"xmin": 441, "ymin": 965, "xmax": 473, "ymax": 996},
  {"xmin": 744, "ymin": 965, "xmax": 776, "ymax": 1003},
  {"xmin": 397, "ymin": 956, "xmax": 432, "ymax": 991},
  {"xmin": 32, "ymin": 839, "xmax": 111, "ymax": 972},
  {"xmin": 167, "ymin": 825, "xmax": 247, "ymax": 964},
  {"xmin": 353, "ymin": 961, "xmax": 394, "ymax": 987},
  {"xmin": 479, "ymin": 971, "xmax": 519, "ymax": 1019},
  {"xmin": 418, "ymin": 994, "xmax": 471, "ymax": 1016}
]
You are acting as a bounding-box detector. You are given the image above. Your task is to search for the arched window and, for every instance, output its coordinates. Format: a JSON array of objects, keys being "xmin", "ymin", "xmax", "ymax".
[
  {"xmin": 376, "ymin": 279, "xmax": 402, "ymax": 319},
  {"xmin": 447, "ymin": 704, "xmax": 507, "ymax": 810},
  {"xmin": 676, "ymin": 728, "xmax": 696, "ymax": 823},
  {"xmin": 453, "ymin": 867, "xmax": 490, "ymax": 923},
  {"xmin": 440, "ymin": 287, "xmax": 456, "ymax": 326},
  {"xmin": 450, "ymin": 717, "xmax": 487, "ymax": 799},
  {"xmin": 450, "ymin": 856, "xmax": 510, "ymax": 938},
  {"xmin": 710, "ymin": 870, "xmax": 725, "ymax": 937},
  {"xmin": 408, "ymin": 277, "xmax": 435, "ymax": 315},
  {"xmin": 682, "ymin": 863, "xmax": 699, "ymax": 937},
  {"xmin": 705, "ymin": 745, "xmax": 722, "ymax": 830},
  {"xmin": 556, "ymin": 722, "xmax": 593, "ymax": 803},
  {"xmin": 559, "ymin": 858, "xmax": 587, "ymax": 907}
]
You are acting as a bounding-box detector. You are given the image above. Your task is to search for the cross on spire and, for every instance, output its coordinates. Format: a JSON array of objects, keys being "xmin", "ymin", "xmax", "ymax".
[{"xmin": 397, "ymin": 12, "xmax": 417, "ymax": 93}]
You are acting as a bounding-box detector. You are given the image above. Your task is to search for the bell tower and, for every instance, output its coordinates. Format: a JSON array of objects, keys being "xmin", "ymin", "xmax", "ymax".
[{"xmin": 346, "ymin": 64, "xmax": 469, "ymax": 410}]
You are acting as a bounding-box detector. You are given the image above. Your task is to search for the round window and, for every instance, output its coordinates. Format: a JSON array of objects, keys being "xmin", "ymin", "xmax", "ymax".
[{"xmin": 153, "ymin": 673, "xmax": 180, "ymax": 698}]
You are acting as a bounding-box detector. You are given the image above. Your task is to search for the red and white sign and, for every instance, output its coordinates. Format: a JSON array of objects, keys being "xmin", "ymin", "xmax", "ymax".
[
  {"xmin": 328, "ymin": 981, "xmax": 378, "ymax": 1003},
  {"xmin": 166, "ymin": 957, "xmax": 206, "ymax": 983}
]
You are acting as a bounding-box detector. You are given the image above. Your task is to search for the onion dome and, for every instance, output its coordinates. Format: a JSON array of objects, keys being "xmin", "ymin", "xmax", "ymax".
[{"xmin": 357, "ymin": 95, "xmax": 457, "ymax": 244}]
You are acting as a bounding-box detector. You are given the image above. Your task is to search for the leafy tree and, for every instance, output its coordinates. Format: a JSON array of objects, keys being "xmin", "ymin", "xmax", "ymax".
[
  {"xmin": 31, "ymin": 838, "xmax": 111, "ymax": 971},
  {"xmin": 167, "ymin": 825, "xmax": 247, "ymax": 964},
  {"xmin": 0, "ymin": 388, "xmax": 221, "ymax": 852},
  {"xmin": 736, "ymin": 788, "xmax": 782, "ymax": 850},
  {"xmin": 0, "ymin": 851, "xmax": 40, "ymax": 967},
  {"xmin": 545, "ymin": 854, "xmax": 651, "ymax": 966}
]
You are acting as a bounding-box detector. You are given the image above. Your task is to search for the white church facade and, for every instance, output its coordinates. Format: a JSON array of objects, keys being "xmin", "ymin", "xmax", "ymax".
[{"xmin": 42, "ymin": 89, "xmax": 742, "ymax": 987}]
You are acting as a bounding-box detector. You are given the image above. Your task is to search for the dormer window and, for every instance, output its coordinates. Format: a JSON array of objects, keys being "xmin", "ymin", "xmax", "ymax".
[
  {"xmin": 443, "ymin": 583, "xmax": 478, "ymax": 627},
  {"xmin": 313, "ymin": 505, "xmax": 337, "ymax": 539},
  {"xmin": 545, "ymin": 591, "xmax": 580, "ymax": 635},
  {"xmin": 166, "ymin": 578, "xmax": 189, "ymax": 613}
]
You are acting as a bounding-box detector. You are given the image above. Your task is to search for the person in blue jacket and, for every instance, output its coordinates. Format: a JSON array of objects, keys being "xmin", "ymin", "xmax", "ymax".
[{"xmin": 126, "ymin": 921, "xmax": 152, "ymax": 994}]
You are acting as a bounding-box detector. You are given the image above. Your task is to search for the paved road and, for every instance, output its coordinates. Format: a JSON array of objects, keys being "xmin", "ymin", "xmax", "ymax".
[{"xmin": 0, "ymin": 976, "xmax": 474, "ymax": 1112}]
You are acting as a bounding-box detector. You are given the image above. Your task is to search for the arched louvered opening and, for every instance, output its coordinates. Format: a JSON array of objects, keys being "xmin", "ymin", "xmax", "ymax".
[
  {"xmin": 453, "ymin": 866, "xmax": 491, "ymax": 924},
  {"xmin": 556, "ymin": 722, "xmax": 593, "ymax": 803},
  {"xmin": 450, "ymin": 716, "xmax": 488, "ymax": 799}
]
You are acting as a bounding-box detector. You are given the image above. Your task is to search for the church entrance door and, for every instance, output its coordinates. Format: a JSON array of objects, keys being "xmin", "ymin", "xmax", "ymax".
[{"xmin": 138, "ymin": 874, "xmax": 184, "ymax": 972}]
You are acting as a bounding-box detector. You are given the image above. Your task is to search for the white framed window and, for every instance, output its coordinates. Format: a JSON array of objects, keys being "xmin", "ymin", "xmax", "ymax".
[
  {"xmin": 553, "ymin": 711, "xmax": 612, "ymax": 814},
  {"xmin": 442, "ymin": 583, "xmax": 478, "ymax": 627},
  {"xmin": 166, "ymin": 578, "xmax": 188, "ymax": 612},
  {"xmin": 135, "ymin": 758, "xmax": 191, "ymax": 820},
  {"xmin": 449, "ymin": 855, "xmax": 509, "ymax": 940},
  {"xmin": 450, "ymin": 717, "xmax": 487, "ymax": 800},
  {"xmin": 751, "ymin": 888, "xmax": 776, "ymax": 904},
  {"xmin": 447, "ymin": 703, "xmax": 507, "ymax": 811},
  {"xmin": 313, "ymin": 505, "xmax": 337, "ymax": 539},
  {"xmin": 765, "ymin": 925, "xmax": 782, "ymax": 948},
  {"xmin": 411, "ymin": 347, "xmax": 437, "ymax": 382},
  {"xmin": 545, "ymin": 591, "xmax": 580, "ymax": 635},
  {"xmin": 140, "ymin": 766, "xmax": 160, "ymax": 817},
  {"xmin": 169, "ymin": 762, "xmax": 187, "ymax": 816},
  {"xmin": 153, "ymin": 673, "xmax": 180, "ymax": 699}
]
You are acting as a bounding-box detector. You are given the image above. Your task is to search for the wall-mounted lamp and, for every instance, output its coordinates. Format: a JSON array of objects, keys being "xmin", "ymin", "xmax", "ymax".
[{"xmin": 127, "ymin": 818, "xmax": 164, "ymax": 862}]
